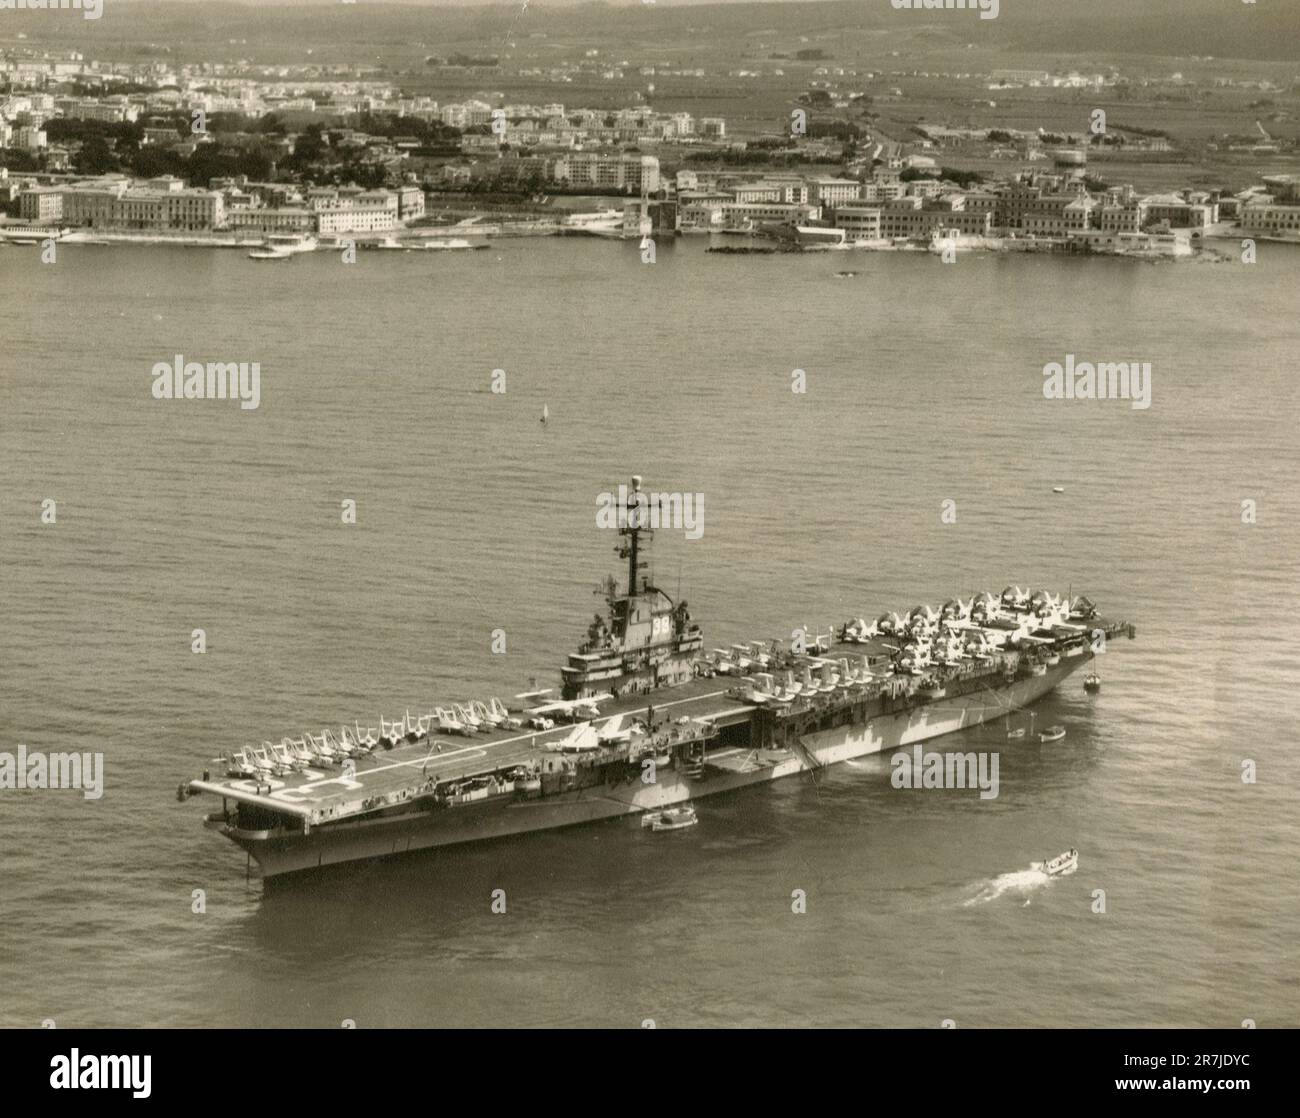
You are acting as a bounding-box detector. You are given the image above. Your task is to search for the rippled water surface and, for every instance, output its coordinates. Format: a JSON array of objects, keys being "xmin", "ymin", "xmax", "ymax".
[{"xmin": 1, "ymin": 238, "xmax": 1297, "ymax": 1026}]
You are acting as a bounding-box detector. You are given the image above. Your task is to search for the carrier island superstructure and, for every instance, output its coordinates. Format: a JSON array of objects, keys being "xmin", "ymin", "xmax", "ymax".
[{"xmin": 181, "ymin": 477, "xmax": 1136, "ymax": 879}]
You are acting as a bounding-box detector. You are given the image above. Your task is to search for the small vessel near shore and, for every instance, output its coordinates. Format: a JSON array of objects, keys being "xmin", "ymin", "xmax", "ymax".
[
  {"xmin": 263, "ymin": 233, "xmax": 318, "ymax": 255},
  {"xmin": 642, "ymin": 805, "xmax": 698, "ymax": 832},
  {"xmin": 1041, "ymin": 849, "xmax": 1079, "ymax": 876},
  {"xmin": 1038, "ymin": 725, "xmax": 1066, "ymax": 744},
  {"xmin": 248, "ymin": 246, "xmax": 291, "ymax": 261},
  {"xmin": 415, "ymin": 238, "xmax": 478, "ymax": 251}
]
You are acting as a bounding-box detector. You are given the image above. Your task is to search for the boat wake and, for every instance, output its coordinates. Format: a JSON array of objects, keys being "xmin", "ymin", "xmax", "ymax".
[{"xmin": 963, "ymin": 867, "xmax": 1051, "ymax": 907}]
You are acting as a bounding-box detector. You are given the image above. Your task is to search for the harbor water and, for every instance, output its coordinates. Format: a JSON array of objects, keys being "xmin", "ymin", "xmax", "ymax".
[{"xmin": 1, "ymin": 237, "xmax": 1297, "ymax": 1027}]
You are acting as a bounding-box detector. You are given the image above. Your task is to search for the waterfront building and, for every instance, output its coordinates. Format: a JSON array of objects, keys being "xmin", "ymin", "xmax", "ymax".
[
  {"xmin": 110, "ymin": 186, "xmax": 225, "ymax": 232},
  {"xmin": 1142, "ymin": 194, "xmax": 1215, "ymax": 228},
  {"xmin": 1241, "ymin": 199, "xmax": 1300, "ymax": 240},
  {"xmin": 1020, "ymin": 194, "xmax": 1095, "ymax": 236},
  {"xmin": 18, "ymin": 186, "xmax": 62, "ymax": 223},
  {"xmin": 225, "ymin": 207, "xmax": 315, "ymax": 234},
  {"xmin": 720, "ymin": 201, "xmax": 819, "ymax": 231},
  {"xmin": 1098, "ymin": 197, "xmax": 1149, "ymax": 234},
  {"xmin": 315, "ymin": 206, "xmax": 396, "ymax": 234},
  {"xmin": 879, "ymin": 197, "xmax": 992, "ymax": 239},
  {"xmin": 833, "ymin": 205, "xmax": 883, "ymax": 240},
  {"xmin": 678, "ymin": 191, "xmax": 730, "ymax": 231}
]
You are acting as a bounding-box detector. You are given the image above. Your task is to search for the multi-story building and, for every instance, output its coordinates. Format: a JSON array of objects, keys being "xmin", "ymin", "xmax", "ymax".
[
  {"xmin": 225, "ymin": 207, "xmax": 315, "ymax": 234},
  {"xmin": 18, "ymin": 186, "xmax": 63, "ymax": 223},
  {"xmin": 1020, "ymin": 194, "xmax": 1095, "ymax": 236},
  {"xmin": 397, "ymin": 184, "xmax": 425, "ymax": 221},
  {"xmin": 809, "ymin": 177, "xmax": 862, "ymax": 208},
  {"xmin": 860, "ymin": 181, "xmax": 905, "ymax": 203},
  {"xmin": 731, "ymin": 182, "xmax": 782, "ymax": 205},
  {"xmin": 1098, "ymin": 199, "xmax": 1148, "ymax": 234},
  {"xmin": 53, "ymin": 99, "xmax": 138, "ymax": 123},
  {"xmin": 108, "ymin": 186, "xmax": 224, "ymax": 232},
  {"xmin": 1241, "ymin": 199, "xmax": 1300, "ymax": 240},
  {"xmin": 678, "ymin": 190, "xmax": 731, "ymax": 231},
  {"xmin": 720, "ymin": 201, "xmax": 819, "ymax": 231},
  {"xmin": 315, "ymin": 207, "xmax": 395, "ymax": 234},
  {"xmin": 62, "ymin": 182, "xmax": 130, "ymax": 226},
  {"xmin": 14, "ymin": 126, "xmax": 48, "ymax": 150},
  {"xmin": 550, "ymin": 154, "xmax": 660, "ymax": 195},
  {"xmin": 833, "ymin": 205, "xmax": 882, "ymax": 240},
  {"xmin": 878, "ymin": 197, "xmax": 992, "ymax": 239},
  {"xmin": 1142, "ymin": 194, "xmax": 1215, "ymax": 228},
  {"xmin": 996, "ymin": 182, "xmax": 1043, "ymax": 231}
]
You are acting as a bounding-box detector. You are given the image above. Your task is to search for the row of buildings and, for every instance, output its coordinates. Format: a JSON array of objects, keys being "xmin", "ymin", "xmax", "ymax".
[
  {"xmin": 2, "ymin": 80, "xmax": 727, "ymax": 156},
  {"xmin": 12, "ymin": 174, "xmax": 425, "ymax": 235},
  {"xmin": 668, "ymin": 164, "xmax": 1282, "ymax": 241}
]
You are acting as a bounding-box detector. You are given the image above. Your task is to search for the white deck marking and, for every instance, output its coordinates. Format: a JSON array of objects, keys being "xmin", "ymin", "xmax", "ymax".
[{"xmin": 333, "ymin": 689, "xmax": 736, "ymax": 784}]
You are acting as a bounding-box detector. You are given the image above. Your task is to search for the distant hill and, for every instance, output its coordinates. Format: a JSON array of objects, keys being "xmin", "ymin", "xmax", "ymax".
[{"xmin": 7, "ymin": 1, "xmax": 1298, "ymax": 63}]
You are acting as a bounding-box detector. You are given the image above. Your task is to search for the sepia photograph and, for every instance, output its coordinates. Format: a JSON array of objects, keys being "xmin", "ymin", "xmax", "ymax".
[{"xmin": 1, "ymin": 0, "xmax": 1296, "ymax": 1066}]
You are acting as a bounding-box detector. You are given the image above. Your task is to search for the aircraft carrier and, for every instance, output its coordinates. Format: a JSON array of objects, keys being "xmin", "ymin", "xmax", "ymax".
[{"xmin": 180, "ymin": 477, "xmax": 1136, "ymax": 879}]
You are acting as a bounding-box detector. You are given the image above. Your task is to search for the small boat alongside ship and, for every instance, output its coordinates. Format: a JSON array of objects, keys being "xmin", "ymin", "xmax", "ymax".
[{"xmin": 642, "ymin": 805, "xmax": 698, "ymax": 832}]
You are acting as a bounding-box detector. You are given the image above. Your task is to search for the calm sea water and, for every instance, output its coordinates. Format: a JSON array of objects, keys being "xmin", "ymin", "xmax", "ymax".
[{"xmin": 1, "ymin": 236, "xmax": 1297, "ymax": 1028}]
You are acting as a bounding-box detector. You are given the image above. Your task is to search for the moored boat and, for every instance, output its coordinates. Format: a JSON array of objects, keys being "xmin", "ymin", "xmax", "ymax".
[{"xmin": 643, "ymin": 805, "xmax": 698, "ymax": 832}]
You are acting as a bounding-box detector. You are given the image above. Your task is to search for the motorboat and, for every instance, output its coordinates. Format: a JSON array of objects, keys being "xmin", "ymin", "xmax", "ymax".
[
  {"xmin": 1084, "ymin": 673, "xmax": 1102, "ymax": 694},
  {"xmin": 642, "ymin": 805, "xmax": 698, "ymax": 832},
  {"xmin": 415, "ymin": 238, "xmax": 475, "ymax": 250},
  {"xmin": 265, "ymin": 233, "xmax": 317, "ymax": 254},
  {"xmin": 248, "ymin": 246, "xmax": 291, "ymax": 261},
  {"xmin": 1042, "ymin": 849, "xmax": 1078, "ymax": 876},
  {"xmin": 1038, "ymin": 724, "xmax": 1066, "ymax": 744}
]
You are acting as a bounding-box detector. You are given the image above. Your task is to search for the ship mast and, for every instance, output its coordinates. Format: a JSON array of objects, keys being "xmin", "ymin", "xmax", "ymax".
[{"xmin": 618, "ymin": 474, "xmax": 652, "ymax": 597}]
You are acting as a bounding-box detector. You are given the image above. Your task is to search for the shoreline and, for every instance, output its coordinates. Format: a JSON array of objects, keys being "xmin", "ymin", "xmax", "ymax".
[{"xmin": 2, "ymin": 223, "xmax": 1294, "ymax": 259}]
